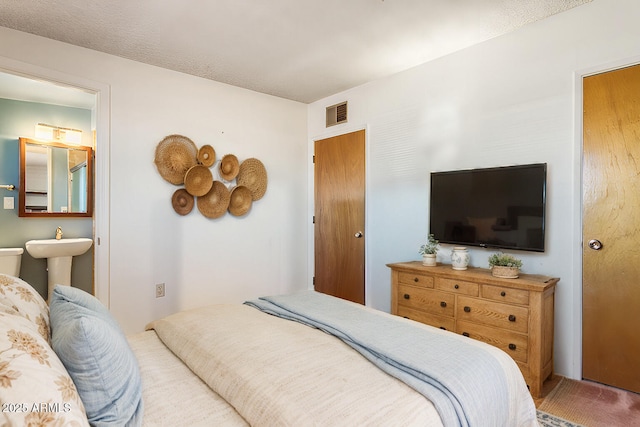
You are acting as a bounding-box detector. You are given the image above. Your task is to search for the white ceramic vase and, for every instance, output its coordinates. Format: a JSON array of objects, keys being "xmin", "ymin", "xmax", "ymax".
[{"xmin": 451, "ymin": 247, "xmax": 470, "ymax": 270}]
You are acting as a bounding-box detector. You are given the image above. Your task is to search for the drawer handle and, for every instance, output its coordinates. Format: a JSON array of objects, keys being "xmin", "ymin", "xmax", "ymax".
[
  {"xmin": 508, "ymin": 314, "xmax": 516, "ymax": 322},
  {"xmin": 462, "ymin": 332, "xmax": 470, "ymax": 337},
  {"xmin": 440, "ymin": 301, "xmax": 447, "ymax": 308},
  {"xmin": 509, "ymin": 343, "xmax": 517, "ymax": 351},
  {"xmin": 404, "ymin": 294, "xmax": 411, "ymax": 300},
  {"xmin": 403, "ymin": 316, "xmax": 409, "ymax": 319},
  {"xmin": 454, "ymin": 284, "xmax": 460, "ymax": 289},
  {"xmin": 414, "ymin": 277, "xmax": 419, "ymax": 282},
  {"xmin": 501, "ymin": 291, "xmax": 506, "ymax": 297},
  {"xmin": 439, "ymin": 326, "xmax": 447, "ymax": 330},
  {"xmin": 464, "ymin": 306, "xmax": 471, "ymax": 313}
]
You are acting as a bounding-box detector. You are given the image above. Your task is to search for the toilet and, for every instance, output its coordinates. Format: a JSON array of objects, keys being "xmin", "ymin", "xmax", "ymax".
[{"xmin": 0, "ymin": 248, "xmax": 23, "ymax": 277}]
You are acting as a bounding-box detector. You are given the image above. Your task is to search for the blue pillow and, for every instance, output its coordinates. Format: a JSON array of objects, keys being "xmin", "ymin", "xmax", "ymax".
[{"xmin": 50, "ymin": 285, "xmax": 143, "ymax": 427}]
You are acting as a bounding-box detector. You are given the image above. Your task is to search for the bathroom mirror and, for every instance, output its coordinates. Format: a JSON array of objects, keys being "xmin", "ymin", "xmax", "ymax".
[{"xmin": 18, "ymin": 137, "xmax": 93, "ymax": 217}]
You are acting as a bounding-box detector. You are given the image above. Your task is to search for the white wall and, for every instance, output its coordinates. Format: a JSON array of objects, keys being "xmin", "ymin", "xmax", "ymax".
[
  {"xmin": 0, "ymin": 27, "xmax": 309, "ymax": 334},
  {"xmin": 308, "ymin": 0, "xmax": 640, "ymax": 380}
]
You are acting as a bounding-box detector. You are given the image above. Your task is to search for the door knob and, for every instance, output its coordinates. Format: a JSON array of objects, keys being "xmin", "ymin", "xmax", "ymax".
[
  {"xmin": 588, "ymin": 239, "xmax": 603, "ymax": 250},
  {"xmin": 354, "ymin": 231, "xmax": 363, "ymax": 238}
]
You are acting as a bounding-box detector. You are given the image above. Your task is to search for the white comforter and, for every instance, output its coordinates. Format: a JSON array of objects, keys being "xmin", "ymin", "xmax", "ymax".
[
  {"xmin": 135, "ymin": 296, "xmax": 537, "ymax": 426},
  {"xmin": 128, "ymin": 329, "xmax": 248, "ymax": 427}
]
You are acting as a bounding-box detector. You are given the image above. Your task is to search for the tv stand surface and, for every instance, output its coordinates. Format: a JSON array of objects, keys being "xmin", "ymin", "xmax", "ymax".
[{"xmin": 387, "ymin": 261, "xmax": 558, "ymax": 398}]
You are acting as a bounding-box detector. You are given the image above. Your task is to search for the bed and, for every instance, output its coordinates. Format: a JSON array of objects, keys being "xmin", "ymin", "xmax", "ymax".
[{"xmin": 0, "ymin": 273, "xmax": 538, "ymax": 427}]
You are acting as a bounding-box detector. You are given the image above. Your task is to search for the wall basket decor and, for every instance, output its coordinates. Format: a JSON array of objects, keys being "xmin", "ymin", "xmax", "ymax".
[
  {"xmin": 237, "ymin": 158, "xmax": 267, "ymax": 201},
  {"xmin": 219, "ymin": 154, "xmax": 239, "ymax": 181},
  {"xmin": 154, "ymin": 134, "xmax": 267, "ymax": 218},
  {"xmin": 154, "ymin": 134, "xmax": 198, "ymax": 185},
  {"xmin": 197, "ymin": 145, "xmax": 216, "ymax": 167},
  {"xmin": 171, "ymin": 189, "xmax": 194, "ymax": 216},
  {"xmin": 197, "ymin": 181, "xmax": 230, "ymax": 219}
]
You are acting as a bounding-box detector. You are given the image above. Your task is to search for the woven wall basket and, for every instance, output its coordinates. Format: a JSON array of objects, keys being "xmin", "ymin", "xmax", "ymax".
[
  {"xmin": 171, "ymin": 189, "xmax": 194, "ymax": 216},
  {"xmin": 154, "ymin": 134, "xmax": 198, "ymax": 185},
  {"xmin": 228, "ymin": 186, "xmax": 252, "ymax": 216},
  {"xmin": 197, "ymin": 181, "xmax": 230, "ymax": 219},
  {"xmin": 237, "ymin": 158, "xmax": 267, "ymax": 201},
  {"xmin": 219, "ymin": 154, "xmax": 240, "ymax": 181},
  {"xmin": 197, "ymin": 145, "xmax": 216, "ymax": 167},
  {"xmin": 184, "ymin": 165, "xmax": 213, "ymax": 197}
]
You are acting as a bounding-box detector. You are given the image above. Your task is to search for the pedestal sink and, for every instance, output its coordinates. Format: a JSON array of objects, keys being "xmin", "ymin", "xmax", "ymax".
[{"xmin": 25, "ymin": 238, "xmax": 93, "ymax": 299}]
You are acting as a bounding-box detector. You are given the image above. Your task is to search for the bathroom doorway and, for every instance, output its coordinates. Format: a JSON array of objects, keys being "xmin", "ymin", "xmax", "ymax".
[{"xmin": 0, "ymin": 65, "xmax": 110, "ymax": 306}]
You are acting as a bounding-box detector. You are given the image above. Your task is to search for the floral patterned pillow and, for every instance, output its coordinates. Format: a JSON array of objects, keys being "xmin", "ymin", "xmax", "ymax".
[
  {"xmin": 0, "ymin": 274, "xmax": 49, "ymax": 342},
  {"xmin": 0, "ymin": 312, "xmax": 89, "ymax": 426}
]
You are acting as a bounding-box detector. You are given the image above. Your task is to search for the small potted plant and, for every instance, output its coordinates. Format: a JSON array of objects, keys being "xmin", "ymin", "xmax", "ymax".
[
  {"xmin": 488, "ymin": 252, "xmax": 523, "ymax": 278},
  {"xmin": 419, "ymin": 234, "xmax": 439, "ymax": 266}
]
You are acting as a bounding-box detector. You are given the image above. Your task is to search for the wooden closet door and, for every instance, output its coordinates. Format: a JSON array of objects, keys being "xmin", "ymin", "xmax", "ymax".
[
  {"xmin": 582, "ymin": 64, "xmax": 640, "ymax": 393},
  {"xmin": 314, "ymin": 130, "xmax": 365, "ymax": 304}
]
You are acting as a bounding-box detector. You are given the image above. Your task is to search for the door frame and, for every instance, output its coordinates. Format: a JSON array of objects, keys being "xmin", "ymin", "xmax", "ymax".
[
  {"xmin": 308, "ymin": 124, "xmax": 371, "ymax": 304},
  {"xmin": 572, "ymin": 55, "xmax": 640, "ymax": 380},
  {"xmin": 0, "ymin": 56, "xmax": 111, "ymax": 307}
]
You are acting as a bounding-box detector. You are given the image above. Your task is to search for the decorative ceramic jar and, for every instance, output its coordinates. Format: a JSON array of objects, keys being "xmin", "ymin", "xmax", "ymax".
[
  {"xmin": 422, "ymin": 254, "xmax": 437, "ymax": 267},
  {"xmin": 451, "ymin": 247, "xmax": 470, "ymax": 270}
]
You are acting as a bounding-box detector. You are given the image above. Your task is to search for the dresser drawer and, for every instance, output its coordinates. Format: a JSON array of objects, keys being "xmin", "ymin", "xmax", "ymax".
[
  {"xmin": 398, "ymin": 284, "xmax": 455, "ymax": 317},
  {"xmin": 435, "ymin": 277, "xmax": 479, "ymax": 296},
  {"xmin": 397, "ymin": 306, "xmax": 456, "ymax": 331},
  {"xmin": 482, "ymin": 285, "xmax": 529, "ymax": 306},
  {"xmin": 457, "ymin": 320, "xmax": 529, "ymax": 363},
  {"xmin": 398, "ymin": 272, "xmax": 434, "ymax": 288},
  {"xmin": 457, "ymin": 296, "xmax": 529, "ymax": 333}
]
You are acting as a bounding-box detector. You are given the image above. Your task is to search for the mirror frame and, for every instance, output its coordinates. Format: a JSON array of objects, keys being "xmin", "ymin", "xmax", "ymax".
[{"xmin": 18, "ymin": 137, "xmax": 93, "ymax": 217}]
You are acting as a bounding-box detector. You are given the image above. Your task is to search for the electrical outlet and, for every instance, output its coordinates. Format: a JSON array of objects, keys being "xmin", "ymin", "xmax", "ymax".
[
  {"xmin": 155, "ymin": 283, "xmax": 165, "ymax": 298},
  {"xmin": 3, "ymin": 197, "xmax": 14, "ymax": 210}
]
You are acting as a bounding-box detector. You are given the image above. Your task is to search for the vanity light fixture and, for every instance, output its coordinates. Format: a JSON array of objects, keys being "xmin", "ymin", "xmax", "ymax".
[{"xmin": 35, "ymin": 123, "xmax": 83, "ymax": 145}]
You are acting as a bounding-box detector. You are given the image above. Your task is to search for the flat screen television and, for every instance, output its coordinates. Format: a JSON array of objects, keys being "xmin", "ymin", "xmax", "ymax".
[{"xmin": 429, "ymin": 163, "xmax": 546, "ymax": 252}]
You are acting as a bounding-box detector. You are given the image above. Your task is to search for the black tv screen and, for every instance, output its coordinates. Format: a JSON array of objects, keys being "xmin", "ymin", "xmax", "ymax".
[{"xmin": 429, "ymin": 163, "xmax": 546, "ymax": 252}]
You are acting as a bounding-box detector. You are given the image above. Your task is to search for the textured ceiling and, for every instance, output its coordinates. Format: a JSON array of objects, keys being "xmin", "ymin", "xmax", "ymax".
[{"xmin": 0, "ymin": 0, "xmax": 591, "ymax": 104}]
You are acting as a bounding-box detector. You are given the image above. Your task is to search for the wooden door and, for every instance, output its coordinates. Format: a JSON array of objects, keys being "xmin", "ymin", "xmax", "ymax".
[
  {"xmin": 582, "ymin": 64, "xmax": 640, "ymax": 393},
  {"xmin": 314, "ymin": 130, "xmax": 365, "ymax": 304}
]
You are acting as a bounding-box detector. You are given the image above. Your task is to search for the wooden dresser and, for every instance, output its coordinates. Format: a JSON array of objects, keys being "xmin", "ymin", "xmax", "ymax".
[{"xmin": 387, "ymin": 261, "xmax": 558, "ymax": 397}]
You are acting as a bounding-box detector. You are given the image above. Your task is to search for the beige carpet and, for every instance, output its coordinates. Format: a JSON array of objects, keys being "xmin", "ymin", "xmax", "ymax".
[{"xmin": 538, "ymin": 377, "xmax": 640, "ymax": 427}]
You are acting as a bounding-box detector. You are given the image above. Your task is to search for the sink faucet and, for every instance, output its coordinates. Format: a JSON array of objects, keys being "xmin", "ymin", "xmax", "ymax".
[{"xmin": 55, "ymin": 227, "xmax": 63, "ymax": 240}]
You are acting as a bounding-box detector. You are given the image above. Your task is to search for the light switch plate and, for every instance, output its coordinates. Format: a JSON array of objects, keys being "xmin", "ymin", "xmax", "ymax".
[{"xmin": 3, "ymin": 197, "xmax": 14, "ymax": 209}]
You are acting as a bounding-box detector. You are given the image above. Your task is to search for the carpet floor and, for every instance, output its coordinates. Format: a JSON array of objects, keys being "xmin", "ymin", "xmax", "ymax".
[{"xmin": 537, "ymin": 377, "xmax": 640, "ymax": 427}]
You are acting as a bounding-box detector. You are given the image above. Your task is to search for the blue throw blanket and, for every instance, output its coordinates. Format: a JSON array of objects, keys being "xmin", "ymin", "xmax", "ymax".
[{"xmin": 245, "ymin": 291, "xmax": 509, "ymax": 427}]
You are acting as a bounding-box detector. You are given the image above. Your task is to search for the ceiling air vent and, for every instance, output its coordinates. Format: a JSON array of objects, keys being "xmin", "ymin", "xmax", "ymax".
[{"xmin": 326, "ymin": 101, "xmax": 348, "ymax": 127}]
